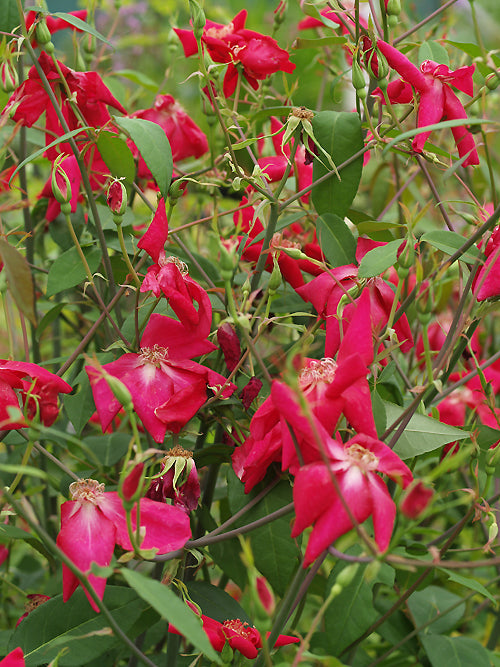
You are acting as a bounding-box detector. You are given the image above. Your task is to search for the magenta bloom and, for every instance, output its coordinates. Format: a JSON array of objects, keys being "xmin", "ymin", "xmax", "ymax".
[
  {"xmin": 472, "ymin": 225, "xmax": 500, "ymax": 301},
  {"xmin": 169, "ymin": 604, "xmax": 298, "ymax": 659},
  {"xmin": 0, "ymin": 647, "xmax": 25, "ymax": 666},
  {"xmin": 0, "ymin": 360, "xmax": 71, "ymax": 429},
  {"xmin": 87, "ymin": 314, "xmax": 235, "ymax": 442},
  {"xmin": 147, "ymin": 446, "xmax": 200, "ymax": 513},
  {"xmin": 292, "ymin": 433, "xmax": 412, "ymax": 565},
  {"xmin": 130, "ymin": 94, "xmax": 208, "ymax": 174},
  {"xmin": 373, "ymin": 40, "xmax": 479, "ymax": 166},
  {"xmin": 174, "ymin": 10, "xmax": 295, "ymax": 97},
  {"xmin": 57, "ymin": 479, "xmax": 191, "ymax": 611},
  {"xmin": 2, "ymin": 53, "xmax": 126, "ymax": 160}
]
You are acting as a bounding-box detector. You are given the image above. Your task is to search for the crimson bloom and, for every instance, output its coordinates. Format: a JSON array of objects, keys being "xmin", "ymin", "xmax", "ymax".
[
  {"xmin": 57, "ymin": 478, "xmax": 191, "ymax": 611},
  {"xmin": 169, "ymin": 604, "xmax": 298, "ymax": 659},
  {"xmin": 129, "ymin": 94, "xmax": 208, "ymax": 176},
  {"xmin": 0, "ymin": 360, "xmax": 72, "ymax": 429},
  {"xmin": 175, "ymin": 10, "xmax": 295, "ymax": 97},
  {"xmin": 0, "ymin": 648, "xmax": 25, "ymax": 666},
  {"xmin": 373, "ymin": 40, "xmax": 479, "ymax": 166},
  {"xmin": 87, "ymin": 314, "xmax": 235, "ymax": 442},
  {"xmin": 2, "ymin": 53, "xmax": 126, "ymax": 160},
  {"xmin": 292, "ymin": 433, "xmax": 412, "ymax": 565},
  {"xmin": 472, "ymin": 225, "xmax": 500, "ymax": 301}
]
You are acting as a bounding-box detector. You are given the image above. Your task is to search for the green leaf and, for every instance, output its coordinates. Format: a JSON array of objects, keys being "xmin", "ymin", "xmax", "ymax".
[
  {"xmin": 113, "ymin": 69, "xmax": 159, "ymax": 92},
  {"xmin": 36, "ymin": 303, "xmax": 66, "ymax": 340},
  {"xmin": 114, "ymin": 117, "xmax": 173, "ymax": 199},
  {"xmin": 358, "ymin": 239, "xmax": 402, "ymax": 278},
  {"xmin": 0, "ymin": 239, "xmax": 36, "ymax": 324},
  {"xmin": 84, "ymin": 434, "xmax": 130, "ymax": 467},
  {"xmin": 11, "ymin": 128, "xmax": 92, "ymax": 181},
  {"xmin": 10, "ymin": 587, "xmax": 148, "ymax": 666},
  {"xmin": 96, "ymin": 131, "xmax": 136, "ymax": 185},
  {"xmin": 186, "ymin": 582, "xmax": 252, "ymax": 624},
  {"xmin": 120, "ymin": 568, "xmax": 222, "ymax": 664},
  {"xmin": 295, "ymin": 36, "xmax": 347, "ymax": 49},
  {"xmin": 324, "ymin": 550, "xmax": 395, "ymax": 655},
  {"xmin": 316, "ymin": 213, "xmax": 356, "ymax": 267},
  {"xmin": 421, "ymin": 635, "xmax": 491, "ymax": 667},
  {"xmin": 440, "ymin": 569, "xmax": 497, "ymax": 605},
  {"xmin": 51, "ymin": 13, "xmax": 113, "ymax": 47},
  {"xmin": 420, "ymin": 230, "xmax": 481, "ymax": 263},
  {"xmin": 0, "ymin": 0, "xmax": 18, "ymax": 33},
  {"xmin": 46, "ymin": 246, "xmax": 101, "ymax": 297},
  {"xmin": 408, "ymin": 585, "xmax": 465, "ymax": 635},
  {"xmin": 228, "ymin": 470, "xmax": 299, "ymax": 597},
  {"xmin": 63, "ymin": 373, "xmax": 97, "ymax": 436},
  {"xmin": 311, "ymin": 111, "xmax": 364, "ymax": 219},
  {"xmin": 383, "ymin": 401, "xmax": 469, "ymax": 459},
  {"xmin": 418, "ymin": 41, "xmax": 450, "ymax": 67}
]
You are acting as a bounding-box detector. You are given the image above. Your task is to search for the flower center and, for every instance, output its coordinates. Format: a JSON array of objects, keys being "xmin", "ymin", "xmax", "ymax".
[
  {"xmin": 139, "ymin": 344, "xmax": 169, "ymax": 368},
  {"xmin": 299, "ymin": 358, "xmax": 337, "ymax": 387},
  {"xmin": 160, "ymin": 255, "xmax": 189, "ymax": 275},
  {"xmin": 25, "ymin": 594, "xmax": 50, "ymax": 614},
  {"xmin": 345, "ymin": 443, "xmax": 379, "ymax": 473},
  {"xmin": 291, "ymin": 106, "xmax": 314, "ymax": 121},
  {"xmin": 69, "ymin": 478, "xmax": 105, "ymax": 504},
  {"xmin": 223, "ymin": 619, "xmax": 253, "ymax": 639},
  {"xmin": 163, "ymin": 445, "xmax": 193, "ymax": 462}
]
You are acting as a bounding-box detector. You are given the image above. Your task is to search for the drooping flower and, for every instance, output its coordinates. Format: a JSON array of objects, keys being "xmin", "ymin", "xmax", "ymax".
[
  {"xmin": 400, "ymin": 481, "xmax": 433, "ymax": 519},
  {"xmin": 174, "ymin": 10, "xmax": 295, "ymax": 97},
  {"xmin": 168, "ymin": 603, "xmax": 298, "ymax": 659},
  {"xmin": 56, "ymin": 478, "xmax": 191, "ymax": 610},
  {"xmin": 372, "ymin": 40, "xmax": 479, "ymax": 166},
  {"xmin": 146, "ymin": 445, "xmax": 200, "ymax": 513},
  {"xmin": 0, "ymin": 360, "xmax": 72, "ymax": 429},
  {"xmin": 2, "ymin": 53, "xmax": 126, "ymax": 160},
  {"xmin": 292, "ymin": 433, "xmax": 412, "ymax": 565},
  {"xmin": 129, "ymin": 94, "xmax": 208, "ymax": 176},
  {"xmin": 86, "ymin": 314, "xmax": 235, "ymax": 442}
]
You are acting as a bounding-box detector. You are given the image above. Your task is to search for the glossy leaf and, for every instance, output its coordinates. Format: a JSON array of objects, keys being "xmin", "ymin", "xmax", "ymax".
[
  {"xmin": 46, "ymin": 246, "xmax": 101, "ymax": 297},
  {"xmin": 407, "ymin": 585, "xmax": 465, "ymax": 635},
  {"xmin": 316, "ymin": 213, "xmax": 356, "ymax": 267},
  {"xmin": 420, "ymin": 230, "xmax": 481, "ymax": 263},
  {"xmin": 384, "ymin": 401, "xmax": 469, "ymax": 459},
  {"xmin": 228, "ymin": 470, "xmax": 299, "ymax": 596},
  {"xmin": 51, "ymin": 13, "xmax": 113, "ymax": 46},
  {"xmin": 10, "ymin": 587, "xmax": 147, "ymax": 666},
  {"xmin": 311, "ymin": 111, "xmax": 364, "ymax": 219},
  {"xmin": 186, "ymin": 582, "xmax": 252, "ymax": 624},
  {"xmin": 121, "ymin": 568, "xmax": 222, "ymax": 664},
  {"xmin": 421, "ymin": 635, "xmax": 491, "ymax": 667},
  {"xmin": 358, "ymin": 239, "xmax": 402, "ymax": 278},
  {"xmin": 114, "ymin": 117, "xmax": 172, "ymax": 199},
  {"xmin": 96, "ymin": 131, "xmax": 136, "ymax": 185}
]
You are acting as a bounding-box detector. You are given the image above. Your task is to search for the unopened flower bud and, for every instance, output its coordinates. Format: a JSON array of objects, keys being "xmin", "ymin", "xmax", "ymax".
[
  {"xmin": 352, "ymin": 59, "xmax": 367, "ymax": 99},
  {"xmin": 106, "ymin": 178, "xmax": 127, "ymax": 220},
  {"xmin": 486, "ymin": 74, "xmax": 500, "ymax": 91},
  {"xmin": 386, "ymin": 0, "xmax": 401, "ymax": 16},
  {"xmin": 217, "ymin": 322, "xmax": 241, "ymax": 373},
  {"xmin": 416, "ymin": 281, "xmax": 433, "ymax": 324},
  {"xmin": 0, "ymin": 61, "xmax": 18, "ymax": 93},
  {"xmin": 35, "ymin": 18, "xmax": 52, "ymax": 46},
  {"xmin": 239, "ymin": 376, "xmax": 262, "ymax": 410},
  {"xmin": 51, "ymin": 156, "xmax": 72, "ymax": 207},
  {"xmin": 335, "ymin": 562, "xmax": 360, "ymax": 588},
  {"xmin": 168, "ymin": 178, "xmax": 187, "ymax": 207},
  {"xmin": 397, "ymin": 238, "xmax": 415, "ymax": 278},
  {"xmin": 120, "ymin": 462, "xmax": 145, "ymax": 505},
  {"xmin": 188, "ymin": 0, "xmax": 206, "ymax": 40},
  {"xmin": 104, "ymin": 374, "xmax": 134, "ymax": 412},
  {"xmin": 219, "ymin": 241, "xmax": 235, "ymax": 281},
  {"xmin": 268, "ymin": 257, "xmax": 282, "ymax": 294}
]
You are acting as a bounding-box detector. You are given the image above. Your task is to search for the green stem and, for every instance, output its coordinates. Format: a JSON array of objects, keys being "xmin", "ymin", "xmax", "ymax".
[{"xmin": 116, "ymin": 221, "xmax": 141, "ymax": 288}]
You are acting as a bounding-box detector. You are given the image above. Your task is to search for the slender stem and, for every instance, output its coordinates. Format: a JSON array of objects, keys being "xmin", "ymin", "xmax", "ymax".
[{"xmin": 394, "ymin": 0, "xmax": 460, "ymax": 44}]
